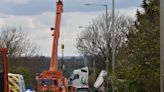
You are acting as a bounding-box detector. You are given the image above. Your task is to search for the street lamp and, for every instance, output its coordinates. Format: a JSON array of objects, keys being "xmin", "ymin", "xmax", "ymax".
[
  {"xmin": 85, "ymin": 2, "xmax": 115, "ymax": 92},
  {"xmin": 84, "ymin": 4, "xmax": 108, "ymax": 34},
  {"xmin": 84, "ymin": 3, "xmax": 109, "ymax": 92},
  {"xmin": 111, "ymin": 0, "xmax": 115, "ymax": 92}
]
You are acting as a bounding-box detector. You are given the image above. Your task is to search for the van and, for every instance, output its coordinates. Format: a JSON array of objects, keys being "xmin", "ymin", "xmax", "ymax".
[{"xmin": 8, "ymin": 73, "xmax": 26, "ymax": 92}]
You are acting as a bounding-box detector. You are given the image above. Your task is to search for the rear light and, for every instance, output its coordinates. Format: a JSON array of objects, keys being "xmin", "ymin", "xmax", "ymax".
[{"xmin": 73, "ymin": 86, "xmax": 76, "ymax": 91}]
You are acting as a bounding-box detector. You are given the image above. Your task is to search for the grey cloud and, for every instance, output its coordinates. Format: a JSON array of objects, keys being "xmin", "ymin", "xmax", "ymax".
[
  {"xmin": 0, "ymin": 0, "xmax": 55, "ymax": 15},
  {"xmin": 0, "ymin": 0, "xmax": 142, "ymax": 15}
]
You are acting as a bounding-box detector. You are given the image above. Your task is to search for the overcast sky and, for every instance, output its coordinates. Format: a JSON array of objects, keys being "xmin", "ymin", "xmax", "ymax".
[{"xmin": 0, "ymin": 0, "xmax": 142, "ymax": 56}]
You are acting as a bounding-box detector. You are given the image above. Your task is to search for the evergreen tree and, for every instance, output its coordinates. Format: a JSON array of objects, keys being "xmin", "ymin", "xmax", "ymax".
[{"xmin": 116, "ymin": 0, "xmax": 160, "ymax": 91}]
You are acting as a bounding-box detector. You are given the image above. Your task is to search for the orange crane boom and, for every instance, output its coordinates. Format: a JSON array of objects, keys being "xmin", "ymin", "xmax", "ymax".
[{"xmin": 50, "ymin": 0, "xmax": 63, "ymax": 71}]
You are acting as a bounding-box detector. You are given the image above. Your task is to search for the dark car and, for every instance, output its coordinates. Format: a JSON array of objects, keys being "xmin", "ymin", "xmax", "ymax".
[{"xmin": 75, "ymin": 88, "xmax": 90, "ymax": 92}]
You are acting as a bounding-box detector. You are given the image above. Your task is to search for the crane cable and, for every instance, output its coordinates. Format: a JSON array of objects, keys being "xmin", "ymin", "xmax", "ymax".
[{"xmin": 61, "ymin": 31, "xmax": 64, "ymax": 50}]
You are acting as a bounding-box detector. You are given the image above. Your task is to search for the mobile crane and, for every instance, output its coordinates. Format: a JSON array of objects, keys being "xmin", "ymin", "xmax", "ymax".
[
  {"xmin": 0, "ymin": 48, "xmax": 26, "ymax": 92},
  {"xmin": 0, "ymin": 48, "xmax": 8, "ymax": 92},
  {"xmin": 36, "ymin": 0, "xmax": 67, "ymax": 91}
]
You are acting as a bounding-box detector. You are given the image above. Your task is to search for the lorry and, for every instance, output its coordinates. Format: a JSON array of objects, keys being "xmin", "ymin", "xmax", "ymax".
[
  {"xmin": 69, "ymin": 67, "xmax": 89, "ymax": 91},
  {"xmin": 94, "ymin": 70, "xmax": 107, "ymax": 92}
]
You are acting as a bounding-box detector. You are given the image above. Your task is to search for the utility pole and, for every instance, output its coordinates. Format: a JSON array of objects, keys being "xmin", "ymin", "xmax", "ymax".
[
  {"xmin": 111, "ymin": 0, "xmax": 115, "ymax": 92},
  {"xmin": 160, "ymin": 0, "xmax": 164, "ymax": 91},
  {"xmin": 105, "ymin": 4, "xmax": 109, "ymax": 92}
]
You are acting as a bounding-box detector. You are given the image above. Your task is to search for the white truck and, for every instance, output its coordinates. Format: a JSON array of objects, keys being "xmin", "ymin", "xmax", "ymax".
[
  {"xmin": 93, "ymin": 70, "xmax": 107, "ymax": 92},
  {"xmin": 69, "ymin": 67, "xmax": 89, "ymax": 91}
]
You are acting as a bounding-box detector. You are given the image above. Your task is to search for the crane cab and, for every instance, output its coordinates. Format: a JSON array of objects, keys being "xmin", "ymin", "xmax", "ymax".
[
  {"xmin": 36, "ymin": 71, "xmax": 66, "ymax": 92},
  {"xmin": 37, "ymin": 78, "xmax": 66, "ymax": 92}
]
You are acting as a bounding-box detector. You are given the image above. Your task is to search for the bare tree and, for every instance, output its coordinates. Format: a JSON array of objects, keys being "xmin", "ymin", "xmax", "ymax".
[
  {"xmin": 0, "ymin": 26, "xmax": 38, "ymax": 57},
  {"xmin": 76, "ymin": 13, "xmax": 133, "ymax": 70}
]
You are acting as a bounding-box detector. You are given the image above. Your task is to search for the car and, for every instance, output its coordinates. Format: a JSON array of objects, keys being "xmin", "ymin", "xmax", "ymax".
[
  {"xmin": 26, "ymin": 89, "xmax": 35, "ymax": 92},
  {"xmin": 75, "ymin": 88, "xmax": 90, "ymax": 92}
]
